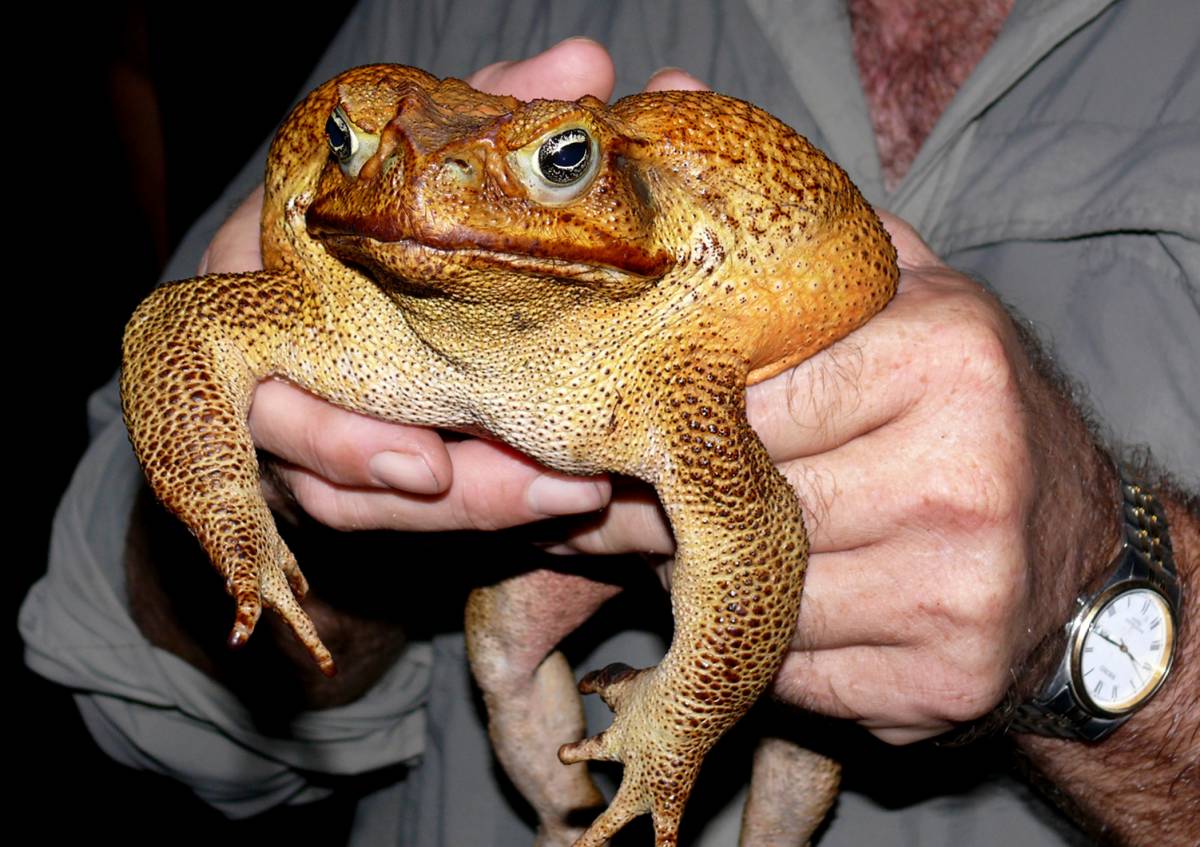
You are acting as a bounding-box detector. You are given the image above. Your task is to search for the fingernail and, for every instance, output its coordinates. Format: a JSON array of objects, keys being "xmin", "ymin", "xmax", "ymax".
[
  {"xmin": 369, "ymin": 451, "xmax": 441, "ymax": 494},
  {"xmin": 645, "ymin": 67, "xmax": 708, "ymax": 92},
  {"xmin": 530, "ymin": 540, "xmax": 577, "ymax": 556},
  {"xmin": 527, "ymin": 474, "xmax": 609, "ymax": 516}
]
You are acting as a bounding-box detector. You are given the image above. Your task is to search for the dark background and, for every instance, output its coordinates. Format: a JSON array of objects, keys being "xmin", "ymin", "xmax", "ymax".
[{"xmin": 18, "ymin": 3, "xmax": 354, "ymax": 838}]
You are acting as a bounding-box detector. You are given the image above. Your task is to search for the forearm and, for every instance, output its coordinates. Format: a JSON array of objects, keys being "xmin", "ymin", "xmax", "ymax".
[
  {"xmin": 1016, "ymin": 485, "xmax": 1199, "ymax": 844},
  {"xmin": 979, "ymin": 314, "xmax": 1200, "ymax": 842}
]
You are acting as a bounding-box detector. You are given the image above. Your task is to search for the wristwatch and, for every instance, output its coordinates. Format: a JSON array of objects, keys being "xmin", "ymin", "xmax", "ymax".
[{"xmin": 1011, "ymin": 480, "xmax": 1182, "ymax": 740}]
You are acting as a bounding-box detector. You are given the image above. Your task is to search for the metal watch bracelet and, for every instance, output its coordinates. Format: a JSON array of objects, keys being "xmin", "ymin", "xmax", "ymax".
[{"xmin": 1010, "ymin": 480, "xmax": 1181, "ymax": 741}]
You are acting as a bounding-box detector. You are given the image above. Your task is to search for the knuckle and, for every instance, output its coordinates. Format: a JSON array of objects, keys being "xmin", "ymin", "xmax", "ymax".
[
  {"xmin": 910, "ymin": 633, "xmax": 1012, "ymax": 723},
  {"xmin": 935, "ymin": 673, "xmax": 1008, "ymax": 723},
  {"xmin": 918, "ymin": 459, "xmax": 1027, "ymax": 537},
  {"xmin": 960, "ymin": 567, "xmax": 1023, "ymax": 634},
  {"xmin": 296, "ymin": 400, "xmax": 379, "ymax": 482},
  {"xmin": 912, "ymin": 563, "xmax": 1025, "ymax": 724},
  {"xmin": 910, "ymin": 304, "xmax": 1035, "ymax": 537},
  {"xmin": 918, "ymin": 287, "xmax": 1017, "ymax": 389},
  {"xmin": 937, "ymin": 648, "xmax": 1013, "ymax": 722},
  {"xmin": 454, "ymin": 480, "xmax": 516, "ymax": 532},
  {"xmin": 289, "ymin": 472, "xmax": 363, "ymax": 531},
  {"xmin": 935, "ymin": 619, "xmax": 1020, "ymax": 723},
  {"xmin": 924, "ymin": 543, "xmax": 1026, "ymax": 640},
  {"xmin": 304, "ymin": 407, "xmax": 367, "ymax": 481},
  {"xmin": 944, "ymin": 314, "xmax": 1022, "ymax": 404}
]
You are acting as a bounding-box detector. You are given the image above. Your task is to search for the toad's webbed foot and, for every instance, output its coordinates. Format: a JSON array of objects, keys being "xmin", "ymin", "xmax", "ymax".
[
  {"xmin": 560, "ymin": 664, "xmax": 701, "ymax": 847},
  {"xmin": 564, "ymin": 673, "xmax": 840, "ymax": 847}
]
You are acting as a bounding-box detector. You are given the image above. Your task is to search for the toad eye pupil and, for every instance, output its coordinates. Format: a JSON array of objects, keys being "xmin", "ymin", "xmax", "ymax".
[
  {"xmin": 326, "ymin": 110, "xmax": 355, "ymax": 162},
  {"xmin": 551, "ymin": 140, "xmax": 586, "ymax": 168},
  {"xmin": 537, "ymin": 130, "xmax": 592, "ymax": 185}
]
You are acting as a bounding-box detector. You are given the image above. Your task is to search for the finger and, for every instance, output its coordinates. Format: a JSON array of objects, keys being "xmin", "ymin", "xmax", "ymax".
[
  {"xmin": 199, "ymin": 185, "xmax": 265, "ymax": 275},
  {"xmin": 555, "ymin": 482, "xmax": 676, "ymax": 556},
  {"xmin": 643, "ymin": 67, "xmax": 710, "ymax": 93},
  {"xmin": 774, "ymin": 420, "xmax": 968, "ymax": 553},
  {"xmin": 793, "ymin": 515, "xmax": 1025, "ymax": 644},
  {"xmin": 249, "ymin": 379, "xmax": 453, "ymax": 494},
  {"xmin": 874, "ymin": 209, "xmax": 943, "ymax": 270},
  {"xmin": 558, "ymin": 382, "xmax": 959, "ymax": 557},
  {"xmin": 781, "ymin": 375, "xmax": 1027, "ymax": 557},
  {"xmin": 744, "ymin": 298, "xmax": 920, "ymax": 461},
  {"xmin": 468, "ymin": 37, "xmax": 615, "ymax": 101},
  {"xmin": 556, "ymin": 423, "xmax": 922, "ymax": 558},
  {"xmin": 274, "ymin": 437, "xmax": 611, "ymax": 532}
]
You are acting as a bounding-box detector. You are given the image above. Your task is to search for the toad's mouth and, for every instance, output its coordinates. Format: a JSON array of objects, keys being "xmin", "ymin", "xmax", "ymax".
[{"xmin": 317, "ymin": 233, "xmax": 672, "ymax": 299}]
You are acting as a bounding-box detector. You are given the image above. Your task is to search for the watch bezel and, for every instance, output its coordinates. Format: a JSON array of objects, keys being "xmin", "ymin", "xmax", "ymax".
[{"xmin": 1067, "ymin": 579, "xmax": 1178, "ymax": 718}]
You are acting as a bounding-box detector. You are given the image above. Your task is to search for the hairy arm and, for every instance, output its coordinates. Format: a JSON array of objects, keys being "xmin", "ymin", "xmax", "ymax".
[{"xmin": 1014, "ymin": 482, "xmax": 1199, "ymax": 845}]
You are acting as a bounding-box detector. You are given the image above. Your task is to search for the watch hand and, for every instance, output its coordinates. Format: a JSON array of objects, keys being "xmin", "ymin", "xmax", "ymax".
[
  {"xmin": 1117, "ymin": 637, "xmax": 1146, "ymax": 684},
  {"xmin": 1091, "ymin": 627, "xmax": 1123, "ymax": 650},
  {"xmin": 1093, "ymin": 626, "xmax": 1147, "ymax": 685}
]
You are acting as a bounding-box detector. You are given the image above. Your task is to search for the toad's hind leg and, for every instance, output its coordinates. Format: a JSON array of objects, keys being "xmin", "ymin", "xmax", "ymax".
[
  {"xmin": 121, "ymin": 271, "xmax": 334, "ymax": 672},
  {"xmin": 560, "ymin": 361, "xmax": 810, "ymax": 847},
  {"xmin": 466, "ymin": 571, "xmax": 620, "ymax": 847},
  {"xmin": 739, "ymin": 737, "xmax": 840, "ymax": 846}
]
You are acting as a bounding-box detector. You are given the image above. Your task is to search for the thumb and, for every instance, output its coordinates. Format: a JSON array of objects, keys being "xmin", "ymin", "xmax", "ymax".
[{"xmin": 468, "ymin": 37, "xmax": 615, "ymax": 101}]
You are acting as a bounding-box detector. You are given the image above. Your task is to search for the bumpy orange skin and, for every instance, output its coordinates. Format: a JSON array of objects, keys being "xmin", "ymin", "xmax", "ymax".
[{"xmin": 121, "ymin": 65, "xmax": 897, "ymax": 846}]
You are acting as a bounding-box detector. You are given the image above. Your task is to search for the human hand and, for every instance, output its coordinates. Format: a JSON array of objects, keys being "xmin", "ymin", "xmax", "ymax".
[
  {"xmin": 764, "ymin": 213, "xmax": 1119, "ymax": 743},
  {"xmin": 565, "ymin": 209, "xmax": 1120, "ymax": 745}
]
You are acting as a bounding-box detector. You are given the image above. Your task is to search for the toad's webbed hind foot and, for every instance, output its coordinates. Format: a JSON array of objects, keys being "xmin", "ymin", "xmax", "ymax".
[
  {"xmin": 560, "ymin": 664, "xmax": 700, "ymax": 847},
  {"xmin": 564, "ymin": 669, "xmax": 840, "ymax": 847}
]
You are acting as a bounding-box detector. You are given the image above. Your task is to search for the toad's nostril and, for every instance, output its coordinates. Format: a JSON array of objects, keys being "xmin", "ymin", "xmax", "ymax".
[{"xmin": 443, "ymin": 156, "xmax": 477, "ymax": 185}]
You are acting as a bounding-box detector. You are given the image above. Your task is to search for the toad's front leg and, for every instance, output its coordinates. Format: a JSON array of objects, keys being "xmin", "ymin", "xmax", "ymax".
[
  {"xmin": 122, "ymin": 271, "xmax": 341, "ymax": 671},
  {"xmin": 560, "ymin": 357, "xmax": 811, "ymax": 847},
  {"xmin": 121, "ymin": 270, "xmax": 445, "ymax": 671}
]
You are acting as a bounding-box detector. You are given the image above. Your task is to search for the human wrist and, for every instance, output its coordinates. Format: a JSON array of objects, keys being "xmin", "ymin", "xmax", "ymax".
[
  {"xmin": 1010, "ymin": 358, "xmax": 1124, "ymax": 703},
  {"xmin": 1012, "ymin": 482, "xmax": 1198, "ymax": 844},
  {"xmin": 1014, "ymin": 472, "xmax": 1182, "ymax": 736}
]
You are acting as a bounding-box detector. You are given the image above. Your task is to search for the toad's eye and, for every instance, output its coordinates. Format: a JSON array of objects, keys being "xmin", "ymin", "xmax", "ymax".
[
  {"xmin": 324, "ymin": 107, "xmax": 379, "ymax": 178},
  {"xmin": 509, "ymin": 124, "xmax": 599, "ymax": 204},
  {"xmin": 536, "ymin": 129, "xmax": 592, "ymax": 185},
  {"xmin": 326, "ymin": 107, "xmax": 357, "ymax": 162}
]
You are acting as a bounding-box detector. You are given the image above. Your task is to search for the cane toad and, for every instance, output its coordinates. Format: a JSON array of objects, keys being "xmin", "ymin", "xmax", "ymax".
[{"xmin": 122, "ymin": 65, "xmax": 897, "ymax": 846}]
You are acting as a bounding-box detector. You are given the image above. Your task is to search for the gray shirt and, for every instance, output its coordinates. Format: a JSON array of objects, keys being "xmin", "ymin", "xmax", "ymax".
[{"xmin": 21, "ymin": 0, "xmax": 1198, "ymax": 844}]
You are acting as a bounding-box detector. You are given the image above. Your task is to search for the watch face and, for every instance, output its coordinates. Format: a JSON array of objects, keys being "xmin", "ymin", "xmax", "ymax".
[{"xmin": 1074, "ymin": 587, "xmax": 1175, "ymax": 715}]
